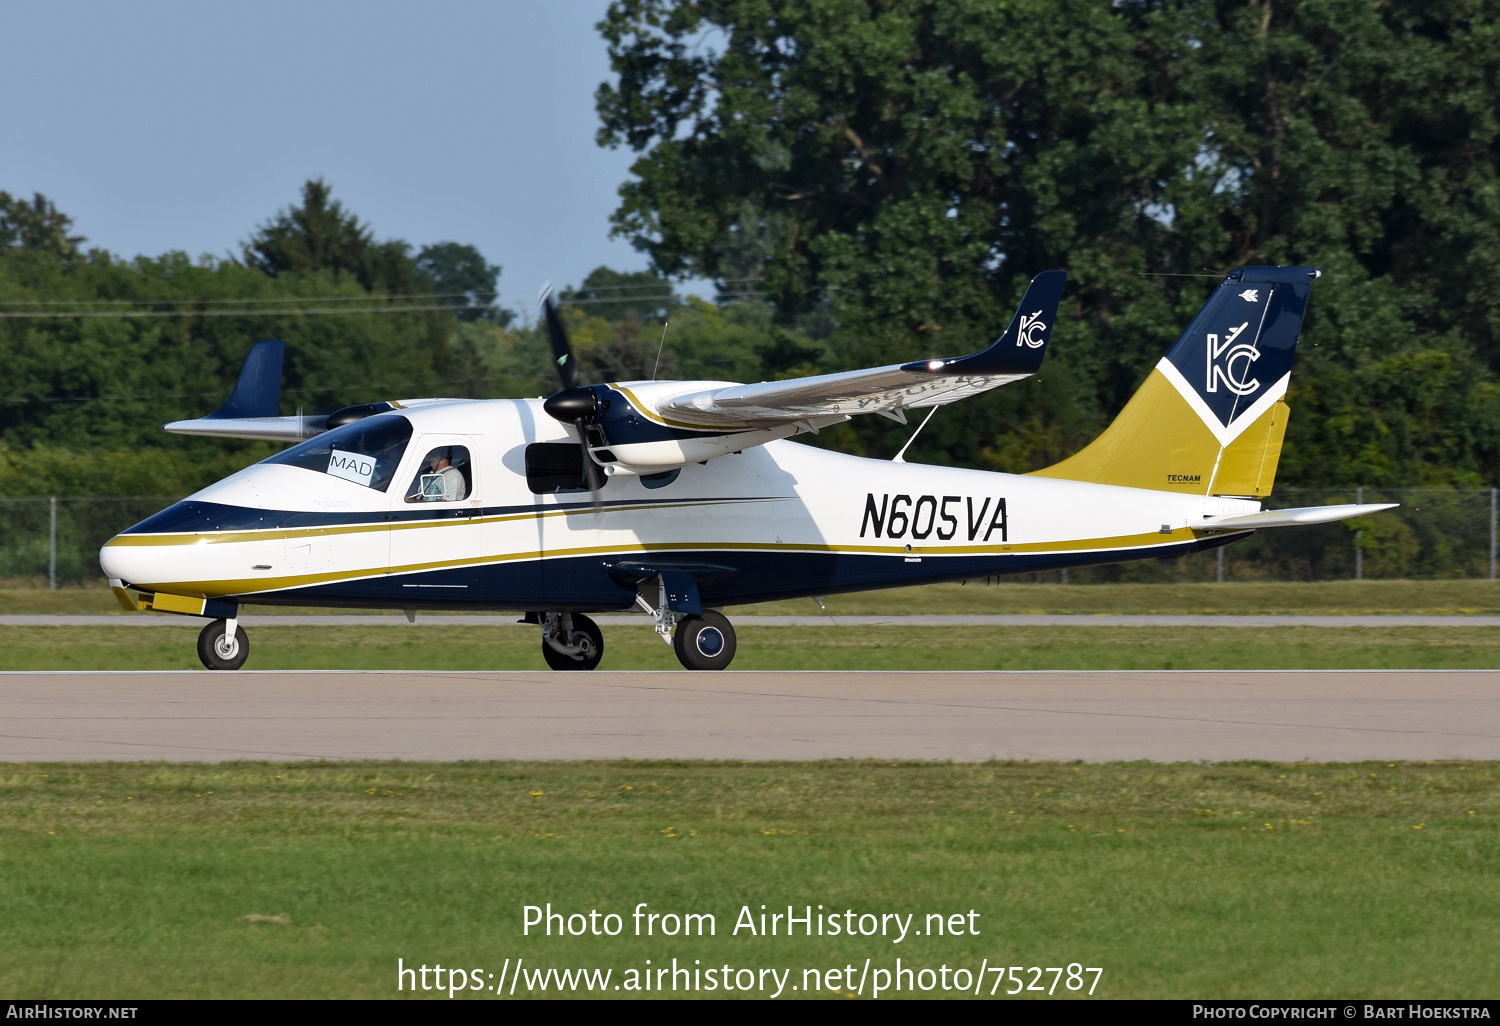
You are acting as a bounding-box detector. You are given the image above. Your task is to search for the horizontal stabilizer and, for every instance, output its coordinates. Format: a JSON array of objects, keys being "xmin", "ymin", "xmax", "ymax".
[
  {"xmin": 654, "ymin": 270, "xmax": 1066, "ymax": 428},
  {"xmin": 1200, "ymin": 503, "xmax": 1397, "ymax": 531}
]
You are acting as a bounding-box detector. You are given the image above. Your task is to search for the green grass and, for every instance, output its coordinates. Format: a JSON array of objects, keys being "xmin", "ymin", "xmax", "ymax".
[
  {"xmin": 740, "ymin": 579, "xmax": 1500, "ymax": 616},
  {"xmin": 1, "ymin": 760, "xmax": 1495, "ymax": 999},
  {"xmin": 1, "ymin": 623, "xmax": 1499, "ymax": 670},
  {"xmin": 7, "ymin": 578, "xmax": 1500, "ymax": 616}
]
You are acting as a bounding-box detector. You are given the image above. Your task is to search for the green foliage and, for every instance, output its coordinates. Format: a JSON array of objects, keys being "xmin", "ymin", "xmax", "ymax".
[
  {"xmin": 241, "ymin": 178, "xmax": 418, "ymax": 294},
  {"xmin": 572, "ymin": 265, "xmax": 679, "ymax": 323},
  {"xmin": 0, "ymin": 760, "xmax": 1497, "ymax": 998},
  {"xmin": 597, "ymin": 0, "xmax": 1500, "ymax": 483},
  {"xmin": 416, "ymin": 242, "xmax": 510, "ymax": 324},
  {"xmin": 0, "ymin": 184, "xmax": 516, "ymax": 496},
  {"xmin": 0, "ymin": 192, "xmax": 85, "ymax": 258},
  {"xmin": 9, "ymin": 3, "xmax": 1500, "ymax": 497}
]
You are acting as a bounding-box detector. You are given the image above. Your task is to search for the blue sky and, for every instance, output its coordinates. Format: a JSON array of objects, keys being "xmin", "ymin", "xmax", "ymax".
[{"xmin": 0, "ymin": 1, "xmax": 700, "ymax": 317}]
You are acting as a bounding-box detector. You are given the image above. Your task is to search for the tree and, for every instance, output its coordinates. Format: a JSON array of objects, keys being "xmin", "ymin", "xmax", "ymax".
[
  {"xmin": 569, "ymin": 265, "xmax": 679, "ymax": 324},
  {"xmin": 242, "ymin": 178, "xmax": 417, "ymax": 293},
  {"xmin": 416, "ymin": 242, "xmax": 509, "ymax": 324},
  {"xmin": 596, "ymin": 0, "xmax": 1500, "ymax": 485},
  {"xmin": 0, "ymin": 192, "xmax": 85, "ymax": 258}
]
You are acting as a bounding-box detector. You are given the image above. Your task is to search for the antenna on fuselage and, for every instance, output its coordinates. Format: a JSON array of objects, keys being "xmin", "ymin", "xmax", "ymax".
[
  {"xmin": 892, "ymin": 406, "xmax": 939, "ymax": 464},
  {"xmin": 652, "ymin": 320, "xmax": 670, "ymax": 380}
]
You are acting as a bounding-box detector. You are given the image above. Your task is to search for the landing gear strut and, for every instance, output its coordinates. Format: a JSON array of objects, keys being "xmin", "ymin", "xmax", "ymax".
[
  {"xmin": 197, "ymin": 618, "xmax": 249, "ymax": 671},
  {"xmin": 540, "ymin": 612, "xmax": 604, "ymax": 671}
]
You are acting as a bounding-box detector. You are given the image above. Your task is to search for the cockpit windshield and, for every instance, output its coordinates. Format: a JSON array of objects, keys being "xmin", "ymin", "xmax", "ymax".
[{"xmin": 263, "ymin": 414, "xmax": 413, "ymax": 492}]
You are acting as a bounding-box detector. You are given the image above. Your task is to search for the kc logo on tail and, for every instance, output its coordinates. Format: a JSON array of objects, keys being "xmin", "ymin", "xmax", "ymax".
[
  {"xmin": 1016, "ymin": 311, "xmax": 1047, "ymax": 348},
  {"xmin": 1206, "ymin": 321, "xmax": 1261, "ymax": 396}
]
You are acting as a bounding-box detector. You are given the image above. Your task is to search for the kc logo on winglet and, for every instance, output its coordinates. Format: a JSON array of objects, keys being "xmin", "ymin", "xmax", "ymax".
[
  {"xmin": 1206, "ymin": 322, "xmax": 1261, "ymax": 396},
  {"xmin": 1016, "ymin": 311, "xmax": 1047, "ymax": 348}
]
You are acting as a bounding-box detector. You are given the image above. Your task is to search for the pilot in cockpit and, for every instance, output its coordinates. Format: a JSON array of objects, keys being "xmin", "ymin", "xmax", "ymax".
[{"xmin": 411, "ymin": 447, "xmax": 468, "ymax": 502}]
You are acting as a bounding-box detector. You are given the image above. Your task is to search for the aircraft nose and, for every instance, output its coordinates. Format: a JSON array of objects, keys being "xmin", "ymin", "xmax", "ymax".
[{"xmin": 99, "ymin": 536, "xmax": 164, "ymax": 588}]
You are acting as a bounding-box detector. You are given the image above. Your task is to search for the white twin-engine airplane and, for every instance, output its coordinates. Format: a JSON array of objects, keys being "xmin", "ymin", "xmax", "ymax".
[{"xmin": 101, "ymin": 265, "xmax": 1393, "ymax": 671}]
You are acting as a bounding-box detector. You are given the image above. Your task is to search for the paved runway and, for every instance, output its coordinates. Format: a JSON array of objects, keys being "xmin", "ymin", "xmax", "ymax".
[{"xmin": 1, "ymin": 670, "xmax": 1496, "ymax": 763}]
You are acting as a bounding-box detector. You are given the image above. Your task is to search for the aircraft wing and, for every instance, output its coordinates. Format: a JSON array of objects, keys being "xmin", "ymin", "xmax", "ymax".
[
  {"xmin": 654, "ymin": 270, "xmax": 1067, "ymax": 429},
  {"xmin": 163, "ymin": 414, "xmax": 326, "ymax": 441},
  {"xmin": 1199, "ymin": 503, "xmax": 1398, "ymax": 530},
  {"xmin": 160, "ymin": 339, "xmax": 324, "ymax": 442}
]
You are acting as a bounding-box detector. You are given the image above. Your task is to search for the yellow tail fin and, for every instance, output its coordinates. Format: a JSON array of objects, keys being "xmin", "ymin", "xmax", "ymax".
[{"xmin": 1032, "ymin": 266, "xmax": 1317, "ymax": 497}]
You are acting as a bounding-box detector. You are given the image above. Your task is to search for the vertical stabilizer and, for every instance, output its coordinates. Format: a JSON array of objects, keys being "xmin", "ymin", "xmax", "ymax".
[
  {"xmin": 205, "ymin": 338, "xmax": 285, "ymax": 420},
  {"xmin": 1031, "ymin": 266, "xmax": 1318, "ymax": 496}
]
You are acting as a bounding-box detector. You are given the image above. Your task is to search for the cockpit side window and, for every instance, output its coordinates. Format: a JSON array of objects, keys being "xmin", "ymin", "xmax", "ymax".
[
  {"xmin": 263, "ymin": 415, "xmax": 413, "ymax": 492},
  {"xmin": 405, "ymin": 445, "xmax": 473, "ymax": 503},
  {"xmin": 525, "ymin": 442, "xmax": 603, "ymax": 494}
]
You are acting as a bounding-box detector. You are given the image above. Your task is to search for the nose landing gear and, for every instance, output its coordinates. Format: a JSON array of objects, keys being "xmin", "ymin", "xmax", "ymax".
[
  {"xmin": 197, "ymin": 618, "xmax": 249, "ymax": 671},
  {"xmin": 540, "ymin": 612, "xmax": 605, "ymax": 671}
]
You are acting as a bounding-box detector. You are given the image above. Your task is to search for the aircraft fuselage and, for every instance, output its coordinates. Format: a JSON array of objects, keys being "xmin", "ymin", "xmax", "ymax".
[{"xmin": 101, "ymin": 397, "xmax": 1257, "ymax": 613}]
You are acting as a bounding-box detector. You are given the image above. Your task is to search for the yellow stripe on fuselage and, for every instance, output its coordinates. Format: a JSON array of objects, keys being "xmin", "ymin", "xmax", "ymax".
[{"xmin": 119, "ymin": 527, "xmax": 1224, "ymax": 599}]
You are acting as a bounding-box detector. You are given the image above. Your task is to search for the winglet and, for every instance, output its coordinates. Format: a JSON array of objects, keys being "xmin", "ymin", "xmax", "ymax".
[
  {"xmin": 902, "ymin": 270, "xmax": 1067, "ymax": 377},
  {"xmin": 204, "ymin": 339, "xmax": 285, "ymax": 419}
]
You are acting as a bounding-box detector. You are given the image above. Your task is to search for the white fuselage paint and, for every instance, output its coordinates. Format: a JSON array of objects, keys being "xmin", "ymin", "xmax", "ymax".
[{"xmin": 100, "ymin": 398, "xmax": 1260, "ymax": 603}]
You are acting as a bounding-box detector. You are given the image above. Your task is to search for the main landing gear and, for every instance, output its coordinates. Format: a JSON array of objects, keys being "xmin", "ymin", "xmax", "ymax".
[
  {"xmin": 197, "ymin": 618, "xmax": 249, "ymax": 671},
  {"xmin": 672, "ymin": 611, "xmax": 737, "ymax": 671},
  {"xmin": 645, "ymin": 596, "xmax": 738, "ymax": 671},
  {"xmin": 532, "ymin": 606, "xmax": 738, "ymax": 671}
]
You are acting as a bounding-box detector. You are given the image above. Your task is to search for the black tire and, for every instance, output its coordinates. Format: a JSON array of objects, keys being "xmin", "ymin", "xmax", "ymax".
[
  {"xmin": 197, "ymin": 619, "xmax": 249, "ymax": 671},
  {"xmin": 541, "ymin": 613, "xmax": 604, "ymax": 671},
  {"xmin": 673, "ymin": 611, "xmax": 736, "ymax": 671}
]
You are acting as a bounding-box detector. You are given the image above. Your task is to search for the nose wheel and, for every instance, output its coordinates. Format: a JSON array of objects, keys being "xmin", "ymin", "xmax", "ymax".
[
  {"xmin": 673, "ymin": 611, "xmax": 736, "ymax": 671},
  {"xmin": 541, "ymin": 612, "xmax": 604, "ymax": 671},
  {"xmin": 197, "ymin": 618, "xmax": 249, "ymax": 671}
]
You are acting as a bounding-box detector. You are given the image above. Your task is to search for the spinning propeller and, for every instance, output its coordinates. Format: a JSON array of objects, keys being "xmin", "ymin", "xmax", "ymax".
[{"xmin": 538, "ymin": 285, "xmax": 604, "ymax": 507}]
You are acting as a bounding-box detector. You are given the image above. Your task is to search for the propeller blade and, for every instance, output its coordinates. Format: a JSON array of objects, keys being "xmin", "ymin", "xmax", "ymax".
[
  {"xmin": 540, "ymin": 284, "xmax": 578, "ymax": 392},
  {"xmin": 576, "ymin": 418, "xmax": 603, "ymax": 511}
]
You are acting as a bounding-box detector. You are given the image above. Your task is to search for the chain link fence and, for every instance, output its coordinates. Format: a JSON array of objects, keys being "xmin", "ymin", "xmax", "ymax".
[
  {"xmin": 1026, "ymin": 488, "xmax": 1499, "ymax": 584},
  {"xmin": 0, "ymin": 489, "xmax": 1496, "ymax": 587},
  {"xmin": 0, "ymin": 497, "xmax": 177, "ymax": 586}
]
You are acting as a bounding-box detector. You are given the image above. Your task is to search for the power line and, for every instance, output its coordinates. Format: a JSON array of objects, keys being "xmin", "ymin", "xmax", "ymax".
[
  {"xmin": 0, "ymin": 277, "xmax": 763, "ymax": 308},
  {"xmin": 0, "ymin": 302, "xmax": 483, "ymax": 319},
  {"xmin": 0, "ymin": 289, "xmax": 490, "ymax": 307},
  {"xmin": 0, "ymin": 289, "xmax": 761, "ymax": 319},
  {"xmin": 0, "ymin": 375, "xmax": 530, "ymax": 406}
]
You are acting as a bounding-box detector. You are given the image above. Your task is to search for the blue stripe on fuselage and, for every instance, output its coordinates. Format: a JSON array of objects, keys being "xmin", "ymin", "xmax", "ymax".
[{"xmin": 228, "ymin": 534, "xmax": 1242, "ymax": 612}]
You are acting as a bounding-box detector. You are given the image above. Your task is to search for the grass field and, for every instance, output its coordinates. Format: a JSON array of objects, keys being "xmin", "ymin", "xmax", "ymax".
[
  {"xmin": 7, "ymin": 578, "xmax": 1500, "ymax": 616},
  {"xmin": 1, "ymin": 759, "xmax": 1494, "ymax": 999},
  {"xmin": 2, "ymin": 622, "xmax": 1499, "ymax": 670}
]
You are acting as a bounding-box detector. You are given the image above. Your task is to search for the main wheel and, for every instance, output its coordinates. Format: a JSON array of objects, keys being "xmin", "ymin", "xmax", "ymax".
[
  {"xmin": 197, "ymin": 619, "xmax": 249, "ymax": 671},
  {"xmin": 673, "ymin": 611, "xmax": 736, "ymax": 671},
  {"xmin": 541, "ymin": 613, "xmax": 604, "ymax": 671}
]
